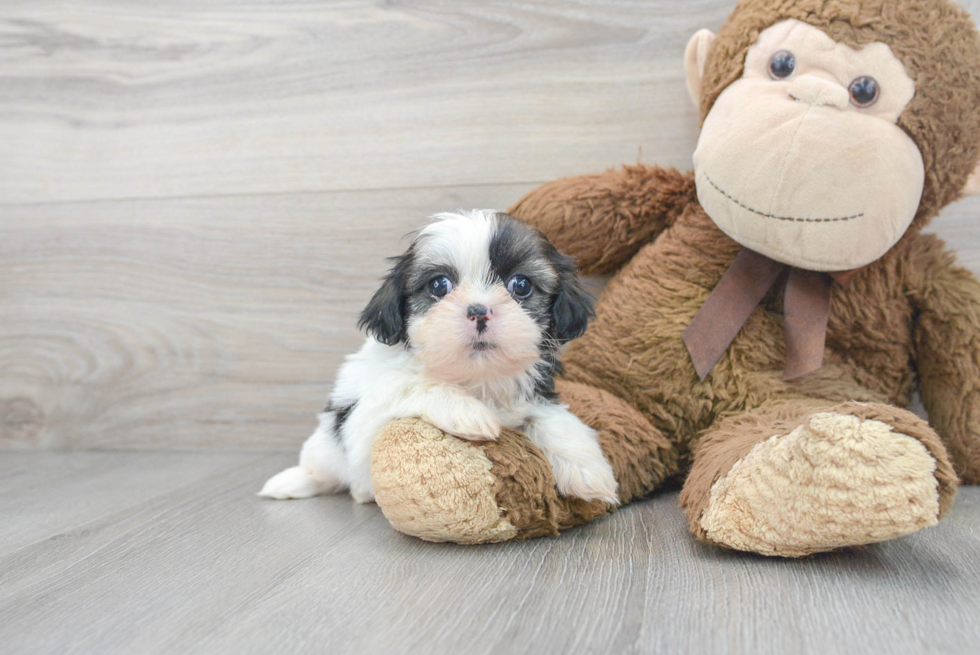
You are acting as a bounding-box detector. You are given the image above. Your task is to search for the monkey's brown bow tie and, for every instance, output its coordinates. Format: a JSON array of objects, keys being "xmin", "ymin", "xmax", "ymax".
[{"xmin": 683, "ymin": 249, "xmax": 857, "ymax": 381}]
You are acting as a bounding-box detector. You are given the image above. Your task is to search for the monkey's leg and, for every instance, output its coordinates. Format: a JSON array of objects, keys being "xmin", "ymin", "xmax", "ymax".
[
  {"xmin": 680, "ymin": 400, "xmax": 959, "ymax": 557},
  {"xmin": 371, "ymin": 380, "xmax": 680, "ymax": 543}
]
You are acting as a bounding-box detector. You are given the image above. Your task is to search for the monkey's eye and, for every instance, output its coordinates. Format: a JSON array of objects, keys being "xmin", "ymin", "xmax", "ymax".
[
  {"xmin": 428, "ymin": 276, "xmax": 453, "ymax": 298},
  {"xmin": 507, "ymin": 275, "xmax": 533, "ymax": 299},
  {"xmin": 768, "ymin": 50, "xmax": 796, "ymax": 79},
  {"xmin": 848, "ymin": 76, "xmax": 879, "ymax": 107}
]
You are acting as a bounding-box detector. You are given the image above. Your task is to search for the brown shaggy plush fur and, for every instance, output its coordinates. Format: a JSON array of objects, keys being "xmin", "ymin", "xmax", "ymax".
[
  {"xmin": 477, "ymin": 380, "xmax": 678, "ymax": 539},
  {"xmin": 369, "ymin": 0, "xmax": 980, "ymax": 554},
  {"xmin": 527, "ymin": 173, "xmax": 980, "ymax": 476}
]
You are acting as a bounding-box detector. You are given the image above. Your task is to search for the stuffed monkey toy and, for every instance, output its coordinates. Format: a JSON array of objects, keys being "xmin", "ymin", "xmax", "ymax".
[{"xmin": 369, "ymin": 0, "xmax": 980, "ymax": 556}]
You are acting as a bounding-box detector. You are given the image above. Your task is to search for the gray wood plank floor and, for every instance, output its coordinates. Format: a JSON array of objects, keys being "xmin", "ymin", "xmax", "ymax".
[{"xmin": 2, "ymin": 451, "xmax": 979, "ymax": 655}]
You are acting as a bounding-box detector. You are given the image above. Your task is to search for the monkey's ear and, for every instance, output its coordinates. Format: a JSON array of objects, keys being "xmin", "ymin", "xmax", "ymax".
[
  {"xmin": 685, "ymin": 29, "xmax": 716, "ymax": 109},
  {"xmin": 962, "ymin": 159, "xmax": 980, "ymax": 196}
]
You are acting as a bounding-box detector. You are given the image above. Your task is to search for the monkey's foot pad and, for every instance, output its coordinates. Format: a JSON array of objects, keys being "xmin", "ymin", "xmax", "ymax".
[
  {"xmin": 700, "ymin": 410, "xmax": 951, "ymax": 557},
  {"xmin": 371, "ymin": 418, "xmax": 519, "ymax": 544},
  {"xmin": 372, "ymin": 418, "xmax": 613, "ymax": 544}
]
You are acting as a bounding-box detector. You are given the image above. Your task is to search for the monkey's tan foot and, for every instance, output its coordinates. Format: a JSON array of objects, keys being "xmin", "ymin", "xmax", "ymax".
[
  {"xmin": 371, "ymin": 419, "xmax": 518, "ymax": 544},
  {"xmin": 681, "ymin": 402, "xmax": 959, "ymax": 557},
  {"xmin": 371, "ymin": 418, "xmax": 611, "ymax": 543}
]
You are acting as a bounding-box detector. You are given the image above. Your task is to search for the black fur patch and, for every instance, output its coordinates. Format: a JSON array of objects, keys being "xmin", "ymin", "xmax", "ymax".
[
  {"xmin": 532, "ymin": 347, "xmax": 562, "ymax": 403},
  {"xmin": 488, "ymin": 214, "xmax": 557, "ymax": 330},
  {"xmin": 333, "ymin": 402, "xmax": 354, "ymax": 432},
  {"xmin": 357, "ymin": 251, "xmax": 413, "ymax": 345},
  {"xmin": 489, "ymin": 213, "xmax": 595, "ymax": 344},
  {"xmin": 489, "ymin": 216, "xmax": 580, "ymax": 404},
  {"xmin": 323, "ymin": 402, "xmax": 355, "ymax": 453},
  {"xmin": 488, "ymin": 215, "xmax": 542, "ymax": 283},
  {"xmin": 543, "ymin": 240, "xmax": 595, "ymax": 343},
  {"xmin": 405, "ymin": 263, "xmax": 458, "ymax": 320}
]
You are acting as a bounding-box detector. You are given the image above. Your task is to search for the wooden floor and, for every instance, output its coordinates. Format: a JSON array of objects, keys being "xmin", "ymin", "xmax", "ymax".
[
  {"xmin": 5, "ymin": 2, "xmax": 980, "ymax": 653},
  {"xmin": 1, "ymin": 451, "xmax": 979, "ymax": 655}
]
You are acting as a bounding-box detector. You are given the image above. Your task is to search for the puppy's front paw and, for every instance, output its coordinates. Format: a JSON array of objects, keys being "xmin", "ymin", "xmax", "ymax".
[
  {"xmin": 351, "ymin": 486, "xmax": 376, "ymax": 504},
  {"xmin": 552, "ymin": 453, "xmax": 620, "ymax": 506},
  {"xmin": 426, "ymin": 397, "xmax": 501, "ymax": 442}
]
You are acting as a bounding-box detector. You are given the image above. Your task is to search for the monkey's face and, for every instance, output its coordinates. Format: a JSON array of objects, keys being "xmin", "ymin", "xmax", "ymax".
[{"xmin": 692, "ymin": 19, "xmax": 924, "ymax": 272}]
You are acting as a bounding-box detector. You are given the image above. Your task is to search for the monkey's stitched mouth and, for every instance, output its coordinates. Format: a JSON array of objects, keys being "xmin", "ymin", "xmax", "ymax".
[{"xmin": 704, "ymin": 172, "xmax": 864, "ymax": 223}]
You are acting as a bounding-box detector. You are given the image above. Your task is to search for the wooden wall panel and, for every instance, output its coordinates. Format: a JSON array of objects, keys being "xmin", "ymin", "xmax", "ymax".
[{"xmin": 2, "ymin": 0, "xmax": 979, "ymax": 449}]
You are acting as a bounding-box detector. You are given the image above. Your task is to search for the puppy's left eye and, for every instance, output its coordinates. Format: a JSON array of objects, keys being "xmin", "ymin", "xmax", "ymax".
[
  {"xmin": 507, "ymin": 275, "xmax": 533, "ymax": 299},
  {"xmin": 428, "ymin": 276, "xmax": 453, "ymax": 298}
]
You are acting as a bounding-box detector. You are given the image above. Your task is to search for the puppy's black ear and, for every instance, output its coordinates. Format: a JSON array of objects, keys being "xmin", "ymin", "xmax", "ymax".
[
  {"xmin": 547, "ymin": 246, "xmax": 595, "ymax": 343},
  {"xmin": 357, "ymin": 253, "xmax": 410, "ymax": 345}
]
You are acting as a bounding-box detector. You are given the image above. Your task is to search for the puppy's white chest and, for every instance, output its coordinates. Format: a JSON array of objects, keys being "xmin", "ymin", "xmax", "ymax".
[{"xmin": 478, "ymin": 395, "xmax": 533, "ymax": 430}]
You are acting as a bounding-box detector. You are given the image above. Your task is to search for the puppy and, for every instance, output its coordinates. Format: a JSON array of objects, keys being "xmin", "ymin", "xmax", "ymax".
[{"xmin": 259, "ymin": 210, "xmax": 618, "ymax": 505}]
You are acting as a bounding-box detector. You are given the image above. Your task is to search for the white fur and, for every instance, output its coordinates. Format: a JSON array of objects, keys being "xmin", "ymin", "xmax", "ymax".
[
  {"xmin": 258, "ymin": 210, "xmax": 618, "ymax": 506},
  {"xmin": 524, "ymin": 403, "xmax": 619, "ymax": 505}
]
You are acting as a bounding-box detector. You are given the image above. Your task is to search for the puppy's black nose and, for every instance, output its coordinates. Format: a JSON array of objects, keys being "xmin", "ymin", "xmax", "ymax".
[{"xmin": 467, "ymin": 305, "xmax": 490, "ymax": 332}]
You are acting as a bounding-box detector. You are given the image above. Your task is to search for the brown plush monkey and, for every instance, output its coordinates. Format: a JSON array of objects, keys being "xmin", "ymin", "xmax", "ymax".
[{"xmin": 369, "ymin": 0, "xmax": 980, "ymax": 556}]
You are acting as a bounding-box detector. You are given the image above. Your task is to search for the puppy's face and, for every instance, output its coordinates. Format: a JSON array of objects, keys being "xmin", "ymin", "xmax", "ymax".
[{"xmin": 358, "ymin": 211, "xmax": 593, "ymax": 386}]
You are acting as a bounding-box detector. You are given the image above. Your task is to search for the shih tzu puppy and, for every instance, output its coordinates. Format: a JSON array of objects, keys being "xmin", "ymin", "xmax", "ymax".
[{"xmin": 259, "ymin": 210, "xmax": 618, "ymax": 506}]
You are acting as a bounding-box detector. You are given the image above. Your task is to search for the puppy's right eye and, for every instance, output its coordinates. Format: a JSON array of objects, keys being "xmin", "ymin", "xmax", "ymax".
[
  {"xmin": 428, "ymin": 276, "xmax": 453, "ymax": 298},
  {"xmin": 507, "ymin": 275, "xmax": 533, "ymax": 299}
]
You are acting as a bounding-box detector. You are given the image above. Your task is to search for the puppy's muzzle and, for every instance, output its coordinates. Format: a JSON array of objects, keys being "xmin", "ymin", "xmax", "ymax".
[{"xmin": 467, "ymin": 304, "xmax": 490, "ymax": 333}]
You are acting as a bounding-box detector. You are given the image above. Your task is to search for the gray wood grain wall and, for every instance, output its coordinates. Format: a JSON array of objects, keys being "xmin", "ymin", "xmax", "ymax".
[{"xmin": 4, "ymin": 1, "xmax": 980, "ymax": 450}]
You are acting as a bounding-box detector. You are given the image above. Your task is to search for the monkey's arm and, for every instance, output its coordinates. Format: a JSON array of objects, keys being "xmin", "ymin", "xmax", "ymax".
[
  {"xmin": 908, "ymin": 234, "xmax": 980, "ymax": 484},
  {"xmin": 508, "ymin": 165, "xmax": 697, "ymax": 275}
]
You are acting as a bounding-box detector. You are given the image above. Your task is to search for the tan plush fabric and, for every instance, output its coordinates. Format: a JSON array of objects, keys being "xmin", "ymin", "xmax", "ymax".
[
  {"xmin": 369, "ymin": 0, "xmax": 980, "ymax": 554},
  {"xmin": 372, "ymin": 418, "xmax": 518, "ymax": 544},
  {"xmin": 694, "ymin": 19, "xmax": 925, "ymax": 271},
  {"xmin": 701, "ymin": 417, "xmax": 940, "ymax": 557},
  {"xmin": 835, "ymin": 400, "xmax": 960, "ymax": 515},
  {"xmin": 687, "ymin": 402, "xmax": 958, "ymax": 556},
  {"xmin": 700, "ymin": 0, "xmax": 980, "ymax": 231}
]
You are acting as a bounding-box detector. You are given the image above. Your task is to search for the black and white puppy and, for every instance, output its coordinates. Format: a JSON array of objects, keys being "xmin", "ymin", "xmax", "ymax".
[{"xmin": 259, "ymin": 210, "xmax": 618, "ymax": 505}]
